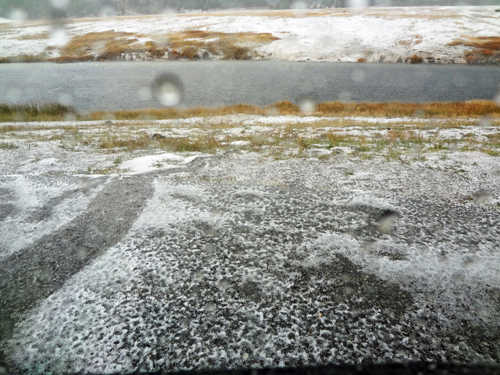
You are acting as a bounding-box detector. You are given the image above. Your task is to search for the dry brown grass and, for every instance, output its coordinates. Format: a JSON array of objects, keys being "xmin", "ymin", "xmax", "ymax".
[
  {"xmin": 16, "ymin": 32, "xmax": 49, "ymax": 40},
  {"xmin": 357, "ymin": 57, "xmax": 367, "ymax": 63},
  {"xmin": 405, "ymin": 54, "xmax": 423, "ymax": 64},
  {"xmin": 51, "ymin": 31, "xmax": 140, "ymax": 62},
  {"xmin": 448, "ymin": 36, "xmax": 500, "ymax": 64},
  {"xmin": 0, "ymin": 103, "xmax": 76, "ymax": 122},
  {"xmin": 97, "ymin": 133, "xmax": 222, "ymax": 153},
  {"xmin": 47, "ymin": 29, "xmax": 279, "ymax": 62},
  {"xmin": 158, "ymin": 30, "xmax": 279, "ymax": 60},
  {"xmin": 0, "ymin": 54, "xmax": 47, "ymax": 63},
  {"xmin": 75, "ymin": 100, "xmax": 500, "ymax": 121},
  {"xmin": 448, "ymin": 36, "xmax": 500, "ymax": 51},
  {"xmin": 314, "ymin": 100, "xmax": 500, "ymax": 118},
  {"xmin": 2, "ymin": 100, "xmax": 499, "ymax": 123},
  {"xmin": 267, "ymin": 101, "xmax": 300, "ymax": 115}
]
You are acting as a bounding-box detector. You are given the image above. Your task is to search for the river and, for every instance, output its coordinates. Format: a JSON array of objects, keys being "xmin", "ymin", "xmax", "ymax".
[{"xmin": 0, "ymin": 61, "xmax": 499, "ymax": 112}]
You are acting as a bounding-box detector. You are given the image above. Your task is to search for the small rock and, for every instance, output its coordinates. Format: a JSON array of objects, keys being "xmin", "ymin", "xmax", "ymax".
[
  {"xmin": 196, "ymin": 49, "xmax": 213, "ymax": 60},
  {"xmin": 151, "ymin": 133, "xmax": 166, "ymax": 139}
]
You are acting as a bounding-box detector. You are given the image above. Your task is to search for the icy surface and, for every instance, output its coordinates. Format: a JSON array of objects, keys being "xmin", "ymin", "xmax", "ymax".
[
  {"xmin": 0, "ymin": 174, "xmax": 104, "ymax": 260},
  {"xmin": 5, "ymin": 150, "xmax": 500, "ymax": 373}
]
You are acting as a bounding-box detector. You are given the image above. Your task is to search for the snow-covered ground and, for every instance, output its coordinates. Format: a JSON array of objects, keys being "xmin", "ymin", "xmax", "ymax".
[
  {"xmin": 1, "ymin": 6, "xmax": 499, "ymax": 63},
  {"xmin": 1, "ymin": 115, "xmax": 500, "ymax": 372}
]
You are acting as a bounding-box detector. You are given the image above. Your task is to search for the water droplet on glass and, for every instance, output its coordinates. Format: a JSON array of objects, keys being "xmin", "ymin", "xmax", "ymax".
[
  {"xmin": 64, "ymin": 113, "xmax": 77, "ymax": 122},
  {"xmin": 478, "ymin": 117, "xmax": 492, "ymax": 128},
  {"xmin": 299, "ymin": 98, "xmax": 316, "ymax": 115},
  {"xmin": 266, "ymin": 107, "xmax": 280, "ymax": 116},
  {"xmin": 206, "ymin": 302, "xmax": 217, "ymax": 312},
  {"xmin": 351, "ymin": 69, "xmax": 366, "ymax": 83},
  {"xmin": 9, "ymin": 9, "xmax": 27, "ymax": 22},
  {"xmin": 414, "ymin": 109, "xmax": 425, "ymax": 119},
  {"xmin": 292, "ymin": 1, "xmax": 308, "ymax": 9},
  {"xmin": 152, "ymin": 73, "xmax": 184, "ymax": 107},
  {"xmin": 99, "ymin": 6, "xmax": 114, "ymax": 18},
  {"xmin": 452, "ymin": 73, "xmax": 467, "ymax": 88},
  {"xmin": 338, "ymin": 91, "xmax": 351, "ymax": 102},
  {"xmin": 451, "ymin": 273, "xmax": 464, "ymax": 283},
  {"xmin": 49, "ymin": 24, "xmax": 70, "ymax": 47},
  {"xmin": 162, "ymin": 7, "xmax": 176, "ymax": 17},
  {"xmin": 76, "ymin": 246, "xmax": 88, "ymax": 260},
  {"xmin": 377, "ymin": 211, "xmax": 399, "ymax": 233},
  {"xmin": 138, "ymin": 87, "xmax": 152, "ymax": 101},
  {"xmin": 473, "ymin": 190, "xmax": 491, "ymax": 204},
  {"xmin": 438, "ymin": 254, "xmax": 449, "ymax": 264},
  {"xmin": 7, "ymin": 88, "xmax": 22, "ymax": 103},
  {"xmin": 433, "ymin": 225, "xmax": 444, "ymax": 236},
  {"xmin": 102, "ymin": 112, "xmax": 116, "ymax": 122},
  {"xmin": 58, "ymin": 92, "xmax": 72, "ymax": 106},
  {"xmin": 348, "ymin": 0, "xmax": 369, "ymax": 8},
  {"xmin": 205, "ymin": 244, "xmax": 216, "ymax": 254},
  {"xmin": 50, "ymin": 0, "xmax": 70, "ymax": 10},
  {"xmin": 493, "ymin": 92, "xmax": 500, "ymax": 106},
  {"xmin": 362, "ymin": 241, "xmax": 376, "ymax": 252},
  {"xmin": 220, "ymin": 279, "xmax": 230, "ymax": 291},
  {"xmin": 343, "ymin": 286, "xmax": 353, "ymax": 294}
]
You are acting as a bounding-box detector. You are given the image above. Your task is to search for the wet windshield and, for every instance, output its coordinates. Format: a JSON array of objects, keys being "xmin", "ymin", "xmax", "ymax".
[{"xmin": 0, "ymin": 0, "xmax": 500, "ymax": 373}]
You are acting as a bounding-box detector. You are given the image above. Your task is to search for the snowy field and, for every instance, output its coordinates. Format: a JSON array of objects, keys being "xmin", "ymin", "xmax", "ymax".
[
  {"xmin": 1, "ymin": 115, "xmax": 500, "ymax": 372},
  {"xmin": 0, "ymin": 6, "xmax": 499, "ymax": 63}
]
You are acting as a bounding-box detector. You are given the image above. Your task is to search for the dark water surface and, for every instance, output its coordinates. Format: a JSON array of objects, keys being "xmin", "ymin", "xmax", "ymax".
[{"xmin": 0, "ymin": 61, "xmax": 499, "ymax": 112}]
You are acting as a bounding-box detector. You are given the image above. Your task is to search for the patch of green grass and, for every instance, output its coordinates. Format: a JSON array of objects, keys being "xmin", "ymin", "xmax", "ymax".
[
  {"xmin": 0, "ymin": 103, "xmax": 76, "ymax": 122},
  {"xmin": 482, "ymin": 148, "xmax": 500, "ymax": 157},
  {"xmin": 97, "ymin": 133, "xmax": 223, "ymax": 153},
  {"xmin": 0, "ymin": 142, "xmax": 18, "ymax": 149}
]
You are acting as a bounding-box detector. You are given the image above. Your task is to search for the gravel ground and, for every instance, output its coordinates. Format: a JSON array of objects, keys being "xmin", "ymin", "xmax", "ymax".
[{"xmin": 1, "ymin": 120, "xmax": 500, "ymax": 373}]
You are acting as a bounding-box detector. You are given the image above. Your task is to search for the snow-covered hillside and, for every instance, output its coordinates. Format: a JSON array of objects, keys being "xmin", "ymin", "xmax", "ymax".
[{"xmin": 0, "ymin": 6, "xmax": 499, "ymax": 63}]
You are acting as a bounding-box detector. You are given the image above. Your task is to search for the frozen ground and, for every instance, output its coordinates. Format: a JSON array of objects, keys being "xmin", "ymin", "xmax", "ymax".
[
  {"xmin": 0, "ymin": 115, "xmax": 500, "ymax": 373},
  {"xmin": 0, "ymin": 6, "xmax": 499, "ymax": 63}
]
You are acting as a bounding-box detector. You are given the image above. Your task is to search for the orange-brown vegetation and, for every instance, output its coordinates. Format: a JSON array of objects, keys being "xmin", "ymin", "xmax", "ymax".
[
  {"xmin": 406, "ymin": 54, "xmax": 423, "ymax": 64},
  {"xmin": 448, "ymin": 36, "xmax": 500, "ymax": 64},
  {"xmin": 357, "ymin": 57, "xmax": 367, "ymax": 63},
  {"xmin": 47, "ymin": 29, "xmax": 279, "ymax": 62},
  {"xmin": 2, "ymin": 101, "xmax": 498, "ymax": 123},
  {"xmin": 16, "ymin": 32, "xmax": 49, "ymax": 40},
  {"xmin": 50, "ymin": 31, "xmax": 141, "ymax": 62},
  {"xmin": 314, "ymin": 100, "xmax": 499, "ymax": 118},
  {"xmin": 157, "ymin": 30, "xmax": 279, "ymax": 60},
  {"xmin": 91, "ymin": 100, "xmax": 500, "ymax": 121}
]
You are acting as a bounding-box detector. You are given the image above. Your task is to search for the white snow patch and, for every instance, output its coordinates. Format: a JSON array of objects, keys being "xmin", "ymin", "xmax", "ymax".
[
  {"xmin": 1, "ymin": 7, "xmax": 498, "ymax": 62},
  {"xmin": 120, "ymin": 153, "xmax": 202, "ymax": 174}
]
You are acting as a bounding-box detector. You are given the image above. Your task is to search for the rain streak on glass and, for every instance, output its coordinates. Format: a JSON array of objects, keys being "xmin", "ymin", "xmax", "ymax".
[{"xmin": 152, "ymin": 73, "xmax": 184, "ymax": 107}]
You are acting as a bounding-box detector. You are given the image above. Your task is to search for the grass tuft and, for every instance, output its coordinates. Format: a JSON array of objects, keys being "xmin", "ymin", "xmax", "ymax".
[
  {"xmin": 406, "ymin": 54, "xmax": 423, "ymax": 64},
  {"xmin": 267, "ymin": 101, "xmax": 300, "ymax": 115},
  {"xmin": 1, "ymin": 100, "xmax": 499, "ymax": 123},
  {"xmin": 0, "ymin": 103, "xmax": 76, "ymax": 122},
  {"xmin": 448, "ymin": 36, "xmax": 500, "ymax": 64}
]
